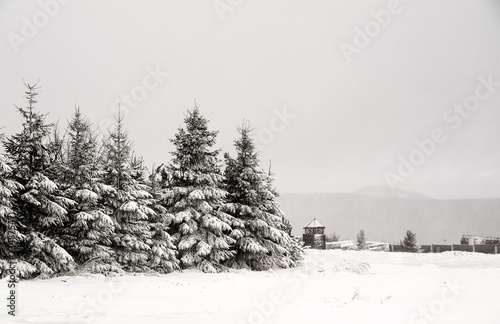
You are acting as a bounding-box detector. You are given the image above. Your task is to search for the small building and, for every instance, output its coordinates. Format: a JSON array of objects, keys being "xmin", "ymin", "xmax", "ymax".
[{"xmin": 303, "ymin": 218, "xmax": 326, "ymax": 250}]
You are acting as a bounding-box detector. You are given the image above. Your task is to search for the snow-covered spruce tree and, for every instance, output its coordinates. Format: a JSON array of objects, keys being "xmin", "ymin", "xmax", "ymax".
[
  {"xmin": 3, "ymin": 82, "xmax": 75, "ymax": 278},
  {"xmin": 356, "ymin": 229, "xmax": 367, "ymax": 250},
  {"xmin": 102, "ymin": 112, "xmax": 150, "ymax": 271},
  {"xmin": 103, "ymin": 111, "xmax": 178, "ymax": 272},
  {"xmin": 0, "ymin": 134, "xmax": 26, "ymax": 277},
  {"xmin": 57, "ymin": 108, "xmax": 119, "ymax": 273},
  {"xmin": 263, "ymin": 170, "xmax": 304, "ymax": 265},
  {"xmin": 145, "ymin": 163, "xmax": 179, "ymax": 273},
  {"xmin": 401, "ymin": 230, "xmax": 419, "ymax": 252},
  {"xmin": 164, "ymin": 105, "xmax": 236, "ymax": 273},
  {"xmin": 223, "ymin": 122, "xmax": 303, "ymax": 270}
]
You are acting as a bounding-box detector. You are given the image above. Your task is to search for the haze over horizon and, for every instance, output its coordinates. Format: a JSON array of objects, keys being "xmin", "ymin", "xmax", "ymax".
[
  {"xmin": 281, "ymin": 186, "xmax": 500, "ymax": 200},
  {"xmin": 2, "ymin": 0, "xmax": 500, "ymax": 200}
]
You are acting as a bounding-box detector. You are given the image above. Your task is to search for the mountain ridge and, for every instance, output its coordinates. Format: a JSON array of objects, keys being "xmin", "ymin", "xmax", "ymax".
[
  {"xmin": 352, "ymin": 186, "xmax": 430, "ymax": 200},
  {"xmin": 277, "ymin": 192, "xmax": 500, "ymax": 244}
]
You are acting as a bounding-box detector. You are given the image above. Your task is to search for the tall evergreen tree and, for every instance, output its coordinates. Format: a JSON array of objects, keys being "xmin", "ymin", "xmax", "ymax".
[
  {"xmin": 223, "ymin": 122, "xmax": 303, "ymax": 270},
  {"xmin": 3, "ymin": 82, "xmax": 75, "ymax": 278},
  {"xmin": 261, "ymin": 168, "xmax": 304, "ymax": 265},
  {"xmin": 57, "ymin": 108, "xmax": 118, "ymax": 273},
  {"xmin": 165, "ymin": 105, "xmax": 236, "ymax": 273},
  {"xmin": 0, "ymin": 134, "xmax": 25, "ymax": 277},
  {"xmin": 145, "ymin": 162, "xmax": 179, "ymax": 273},
  {"xmin": 103, "ymin": 111, "xmax": 178, "ymax": 272},
  {"xmin": 102, "ymin": 112, "xmax": 151, "ymax": 271}
]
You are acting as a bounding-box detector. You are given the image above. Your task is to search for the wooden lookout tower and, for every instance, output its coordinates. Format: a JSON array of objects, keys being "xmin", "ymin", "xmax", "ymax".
[{"xmin": 303, "ymin": 218, "xmax": 326, "ymax": 249}]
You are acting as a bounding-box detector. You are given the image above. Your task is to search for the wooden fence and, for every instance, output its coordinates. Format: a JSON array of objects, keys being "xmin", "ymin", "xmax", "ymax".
[{"xmin": 390, "ymin": 244, "xmax": 499, "ymax": 254}]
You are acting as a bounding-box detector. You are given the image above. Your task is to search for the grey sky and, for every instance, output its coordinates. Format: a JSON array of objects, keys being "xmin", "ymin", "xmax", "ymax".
[{"xmin": 1, "ymin": 0, "xmax": 500, "ymax": 199}]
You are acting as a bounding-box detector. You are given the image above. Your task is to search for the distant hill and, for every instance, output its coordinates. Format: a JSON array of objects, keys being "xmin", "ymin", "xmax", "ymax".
[
  {"xmin": 277, "ymin": 192, "xmax": 500, "ymax": 244},
  {"xmin": 353, "ymin": 186, "xmax": 429, "ymax": 200}
]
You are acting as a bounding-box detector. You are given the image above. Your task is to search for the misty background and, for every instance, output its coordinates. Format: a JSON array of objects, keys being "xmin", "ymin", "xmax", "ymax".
[{"xmin": 1, "ymin": 0, "xmax": 500, "ymax": 242}]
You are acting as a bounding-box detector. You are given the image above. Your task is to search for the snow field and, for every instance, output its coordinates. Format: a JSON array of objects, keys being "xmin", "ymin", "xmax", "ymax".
[{"xmin": 2, "ymin": 249, "xmax": 500, "ymax": 324}]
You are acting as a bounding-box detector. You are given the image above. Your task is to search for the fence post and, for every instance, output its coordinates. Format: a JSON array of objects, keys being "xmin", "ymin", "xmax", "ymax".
[
  {"xmin": 451, "ymin": 244, "xmax": 454, "ymax": 252},
  {"xmin": 390, "ymin": 244, "xmax": 393, "ymax": 252},
  {"xmin": 473, "ymin": 242, "xmax": 476, "ymax": 253},
  {"xmin": 495, "ymin": 244, "xmax": 498, "ymax": 255},
  {"xmin": 430, "ymin": 244, "xmax": 433, "ymax": 253}
]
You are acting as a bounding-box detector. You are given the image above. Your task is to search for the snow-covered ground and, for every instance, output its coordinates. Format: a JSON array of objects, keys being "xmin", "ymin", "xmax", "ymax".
[{"xmin": 2, "ymin": 250, "xmax": 500, "ymax": 324}]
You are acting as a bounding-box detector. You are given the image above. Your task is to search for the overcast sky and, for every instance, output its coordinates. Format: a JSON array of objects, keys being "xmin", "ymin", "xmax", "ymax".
[{"xmin": 1, "ymin": 0, "xmax": 500, "ymax": 199}]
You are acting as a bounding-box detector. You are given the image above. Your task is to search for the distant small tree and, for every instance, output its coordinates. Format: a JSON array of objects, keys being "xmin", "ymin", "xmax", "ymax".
[
  {"xmin": 356, "ymin": 230, "xmax": 366, "ymax": 250},
  {"xmin": 401, "ymin": 230, "xmax": 419, "ymax": 252},
  {"xmin": 325, "ymin": 233, "xmax": 339, "ymax": 242}
]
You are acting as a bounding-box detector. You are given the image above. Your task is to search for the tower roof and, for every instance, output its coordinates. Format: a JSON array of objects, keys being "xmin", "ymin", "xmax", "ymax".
[{"xmin": 303, "ymin": 218, "xmax": 325, "ymax": 229}]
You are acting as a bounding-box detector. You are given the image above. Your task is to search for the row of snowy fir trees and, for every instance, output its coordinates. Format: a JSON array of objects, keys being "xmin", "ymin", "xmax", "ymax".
[{"xmin": 0, "ymin": 82, "xmax": 303, "ymax": 279}]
